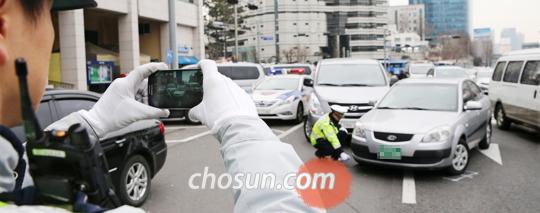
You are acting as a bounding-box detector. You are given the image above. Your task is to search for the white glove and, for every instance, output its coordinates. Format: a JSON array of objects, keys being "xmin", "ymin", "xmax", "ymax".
[
  {"xmin": 81, "ymin": 63, "xmax": 170, "ymax": 137},
  {"xmin": 338, "ymin": 152, "xmax": 351, "ymax": 162},
  {"xmin": 189, "ymin": 60, "xmax": 258, "ymax": 131}
]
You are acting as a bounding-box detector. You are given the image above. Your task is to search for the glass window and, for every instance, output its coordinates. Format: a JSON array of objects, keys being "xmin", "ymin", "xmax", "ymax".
[
  {"xmin": 56, "ymin": 99, "xmax": 96, "ymax": 118},
  {"xmin": 503, "ymin": 61, "xmax": 524, "ymax": 83},
  {"xmin": 36, "ymin": 102, "xmax": 54, "ymax": 128},
  {"xmin": 492, "ymin": 62, "xmax": 506, "ymax": 81},
  {"xmin": 520, "ymin": 61, "xmax": 540, "ymax": 86},
  {"xmin": 255, "ymin": 78, "xmax": 299, "ymax": 91},
  {"xmin": 218, "ymin": 66, "xmax": 260, "ymax": 80},
  {"xmin": 377, "ymin": 84, "xmax": 458, "ymax": 112},
  {"xmin": 317, "ymin": 64, "xmax": 386, "ymax": 86}
]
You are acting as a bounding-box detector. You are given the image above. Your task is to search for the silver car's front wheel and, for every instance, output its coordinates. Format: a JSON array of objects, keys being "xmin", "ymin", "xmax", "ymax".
[
  {"xmin": 450, "ymin": 143, "xmax": 469, "ymax": 174},
  {"xmin": 303, "ymin": 119, "xmax": 312, "ymax": 142}
]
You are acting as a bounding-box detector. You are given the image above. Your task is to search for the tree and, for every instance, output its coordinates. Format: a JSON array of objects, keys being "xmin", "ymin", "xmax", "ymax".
[
  {"xmin": 205, "ymin": 0, "xmax": 245, "ymax": 59},
  {"xmin": 282, "ymin": 48, "xmax": 296, "ymax": 63}
]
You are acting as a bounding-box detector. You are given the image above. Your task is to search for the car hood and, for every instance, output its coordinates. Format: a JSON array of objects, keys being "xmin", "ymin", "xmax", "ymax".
[
  {"xmin": 252, "ymin": 90, "xmax": 299, "ymax": 101},
  {"xmin": 314, "ymin": 86, "xmax": 389, "ymax": 103},
  {"xmin": 360, "ymin": 109, "xmax": 458, "ymax": 134}
]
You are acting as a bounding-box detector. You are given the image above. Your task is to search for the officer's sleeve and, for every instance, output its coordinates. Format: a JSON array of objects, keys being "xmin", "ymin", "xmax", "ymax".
[
  {"xmin": 321, "ymin": 125, "xmax": 341, "ymax": 149},
  {"xmin": 215, "ymin": 116, "xmax": 325, "ymax": 213},
  {"xmin": 44, "ymin": 111, "xmax": 99, "ymax": 143},
  {"xmin": 0, "ymin": 137, "xmax": 18, "ymax": 193}
]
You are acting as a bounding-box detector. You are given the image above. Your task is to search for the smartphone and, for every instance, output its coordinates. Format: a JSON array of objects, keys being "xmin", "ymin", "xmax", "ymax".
[{"xmin": 148, "ymin": 69, "xmax": 203, "ymax": 109}]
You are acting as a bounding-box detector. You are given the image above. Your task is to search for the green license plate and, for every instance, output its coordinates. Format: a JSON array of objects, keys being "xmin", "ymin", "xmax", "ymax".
[{"xmin": 378, "ymin": 145, "xmax": 402, "ymax": 160}]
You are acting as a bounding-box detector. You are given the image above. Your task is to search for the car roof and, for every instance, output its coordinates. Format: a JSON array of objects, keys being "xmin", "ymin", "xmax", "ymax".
[
  {"xmin": 272, "ymin": 64, "xmax": 312, "ymax": 67},
  {"xmin": 434, "ymin": 66, "xmax": 465, "ymax": 71},
  {"xmin": 397, "ymin": 78, "xmax": 465, "ymax": 85},
  {"xmin": 319, "ymin": 58, "xmax": 380, "ymax": 65},
  {"xmin": 217, "ymin": 62, "xmax": 261, "ymax": 67},
  {"xmin": 44, "ymin": 89, "xmax": 101, "ymax": 98}
]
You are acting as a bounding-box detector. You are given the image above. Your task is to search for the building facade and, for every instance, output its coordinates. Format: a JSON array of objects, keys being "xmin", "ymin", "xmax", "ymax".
[
  {"xmin": 500, "ymin": 28, "xmax": 525, "ymax": 51},
  {"xmin": 238, "ymin": 0, "xmax": 388, "ymax": 62},
  {"xmin": 389, "ymin": 4, "xmax": 425, "ymax": 40},
  {"xmin": 409, "ymin": 0, "xmax": 469, "ymax": 38},
  {"xmin": 51, "ymin": 0, "xmax": 205, "ymax": 91}
]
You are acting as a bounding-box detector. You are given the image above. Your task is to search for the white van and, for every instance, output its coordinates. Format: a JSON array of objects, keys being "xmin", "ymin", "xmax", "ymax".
[
  {"xmin": 184, "ymin": 62, "xmax": 265, "ymax": 94},
  {"xmin": 489, "ymin": 49, "xmax": 540, "ymax": 130}
]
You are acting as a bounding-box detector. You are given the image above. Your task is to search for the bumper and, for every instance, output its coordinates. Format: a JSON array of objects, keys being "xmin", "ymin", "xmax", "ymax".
[
  {"xmin": 350, "ymin": 134, "xmax": 453, "ymax": 169},
  {"xmin": 257, "ymin": 102, "xmax": 298, "ymax": 120}
]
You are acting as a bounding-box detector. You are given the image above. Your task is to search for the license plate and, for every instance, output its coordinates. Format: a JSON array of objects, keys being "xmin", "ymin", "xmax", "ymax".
[
  {"xmin": 378, "ymin": 145, "xmax": 402, "ymax": 160},
  {"xmin": 257, "ymin": 109, "xmax": 270, "ymax": 114},
  {"xmin": 340, "ymin": 120, "xmax": 356, "ymax": 129}
]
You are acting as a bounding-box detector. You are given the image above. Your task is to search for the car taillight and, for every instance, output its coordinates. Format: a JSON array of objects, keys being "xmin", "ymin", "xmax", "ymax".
[{"xmin": 159, "ymin": 122, "xmax": 165, "ymax": 135}]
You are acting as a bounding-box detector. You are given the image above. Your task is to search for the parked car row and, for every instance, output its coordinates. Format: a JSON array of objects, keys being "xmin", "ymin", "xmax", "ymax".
[{"xmin": 298, "ymin": 58, "xmax": 493, "ymax": 174}]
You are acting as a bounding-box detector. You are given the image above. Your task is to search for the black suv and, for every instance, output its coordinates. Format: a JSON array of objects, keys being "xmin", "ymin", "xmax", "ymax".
[{"xmin": 11, "ymin": 90, "xmax": 167, "ymax": 206}]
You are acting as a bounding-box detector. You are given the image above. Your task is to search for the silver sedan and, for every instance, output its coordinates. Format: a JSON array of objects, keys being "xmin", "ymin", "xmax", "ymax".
[{"xmin": 351, "ymin": 78, "xmax": 492, "ymax": 174}]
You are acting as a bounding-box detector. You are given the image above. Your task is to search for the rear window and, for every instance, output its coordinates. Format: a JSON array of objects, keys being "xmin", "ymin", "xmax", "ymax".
[
  {"xmin": 218, "ymin": 66, "xmax": 261, "ymax": 80},
  {"xmin": 492, "ymin": 62, "xmax": 506, "ymax": 81},
  {"xmin": 521, "ymin": 61, "xmax": 540, "ymax": 86},
  {"xmin": 503, "ymin": 61, "xmax": 524, "ymax": 83}
]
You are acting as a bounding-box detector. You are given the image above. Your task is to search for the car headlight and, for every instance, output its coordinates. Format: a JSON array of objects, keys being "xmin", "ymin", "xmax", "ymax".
[
  {"xmin": 308, "ymin": 93, "xmax": 325, "ymax": 116},
  {"xmin": 421, "ymin": 126, "xmax": 451, "ymax": 143},
  {"xmin": 278, "ymin": 96, "xmax": 296, "ymax": 106},
  {"xmin": 353, "ymin": 123, "xmax": 367, "ymax": 139}
]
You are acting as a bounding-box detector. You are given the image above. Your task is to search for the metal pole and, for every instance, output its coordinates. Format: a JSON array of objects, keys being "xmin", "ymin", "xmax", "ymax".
[
  {"xmin": 274, "ymin": 0, "xmax": 280, "ymax": 63},
  {"xmin": 234, "ymin": 4, "xmax": 239, "ymax": 61},
  {"xmin": 256, "ymin": 17, "xmax": 261, "ymax": 62},
  {"xmin": 168, "ymin": 0, "xmax": 178, "ymax": 69}
]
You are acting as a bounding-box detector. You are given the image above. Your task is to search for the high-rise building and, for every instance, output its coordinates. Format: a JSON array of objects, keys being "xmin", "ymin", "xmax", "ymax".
[
  {"xmin": 500, "ymin": 28, "xmax": 525, "ymax": 51},
  {"xmin": 409, "ymin": 0, "xmax": 469, "ymax": 38},
  {"xmin": 389, "ymin": 5, "xmax": 425, "ymax": 39},
  {"xmin": 237, "ymin": 0, "xmax": 389, "ymax": 62}
]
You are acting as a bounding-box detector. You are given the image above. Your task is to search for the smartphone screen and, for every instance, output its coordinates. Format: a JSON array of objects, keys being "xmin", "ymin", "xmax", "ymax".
[{"xmin": 148, "ymin": 69, "xmax": 203, "ymax": 109}]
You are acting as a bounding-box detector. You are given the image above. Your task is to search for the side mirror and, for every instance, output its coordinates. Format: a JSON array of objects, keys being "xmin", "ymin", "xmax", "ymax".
[
  {"xmin": 368, "ymin": 100, "xmax": 378, "ymax": 106},
  {"xmin": 464, "ymin": 101, "xmax": 482, "ymax": 111},
  {"xmin": 303, "ymin": 78, "xmax": 314, "ymax": 87},
  {"xmin": 390, "ymin": 76, "xmax": 399, "ymax": 86}
]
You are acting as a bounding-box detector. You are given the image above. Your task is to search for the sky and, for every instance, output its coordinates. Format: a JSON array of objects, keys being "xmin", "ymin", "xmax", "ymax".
[{"xmin": 389, "ymin": 0, "xmax": 540, "ymax": 43}]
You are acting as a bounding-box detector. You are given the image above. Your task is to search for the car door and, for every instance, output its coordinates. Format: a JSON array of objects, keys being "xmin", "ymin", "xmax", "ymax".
[
  {"xmin": 462, "ymin": 82, "xmax": 484, "ymax": 142},
  {"xmin": 501, "ymin": 61, "xmax": 524, "ymax": 119},
  {"xmin": 518, "ymin": 60, "xmax": 540, "ymax": 127}
]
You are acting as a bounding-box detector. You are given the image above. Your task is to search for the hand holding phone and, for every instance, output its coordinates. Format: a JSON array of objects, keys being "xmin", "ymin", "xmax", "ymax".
[{"xmin": 148, "ymin": 69, "xmax": 204, "ymax": 109}]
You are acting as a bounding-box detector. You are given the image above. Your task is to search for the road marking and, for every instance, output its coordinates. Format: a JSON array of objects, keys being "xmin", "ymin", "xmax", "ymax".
[
  {"xmin": 167, "ymin": 130, "xmax": 212, "ymax": 144},
  {"xmin": 402, "ymin": 171, "xmax": 416, "ymax": 204},
  {"xmin": 278, "ymin": 123, "xmax": 304, "ymax": 139},
  {"xmin": 165, "ymin": 126, "xmax": 206, "ymax": 131},
  {"xmin": 271, "ymin": 129, "xmax": 285, "ymax": 134},
  {"xmin": 478, "ymin": 143, "xmax": 503, "ymax": 165},
  {"xmin": 443, "ymin": 171, "xmax": 479, "ymax": 182}
]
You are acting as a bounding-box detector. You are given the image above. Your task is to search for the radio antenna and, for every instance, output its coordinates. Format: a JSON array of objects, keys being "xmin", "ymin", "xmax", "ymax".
[{"xmin": 15, "ymin": 58, "xmax": 44, "ymax": 142}]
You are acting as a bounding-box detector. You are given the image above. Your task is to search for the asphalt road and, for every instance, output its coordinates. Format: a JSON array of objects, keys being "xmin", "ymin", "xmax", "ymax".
[{"xmin": 142, "ymin": 119, "xmax": 540, "ymax": 213}]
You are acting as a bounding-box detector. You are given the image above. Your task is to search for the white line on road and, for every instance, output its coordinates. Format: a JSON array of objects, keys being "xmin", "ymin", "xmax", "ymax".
[
  {"xmin": 167, "ymin": 130, "xmax": 212, "ymax": 144},
  {"xmin": 271, "ymin": 129, "xmax": 285, "ymax": 134},
  {"xmin": 278, "ymin": 123, "xmax": 304, "ymax": 139},
  {"xmin": 478, "ymin": 143, "xmax": 503, "ymax": 165},
  {"xmin": 165, "ymin": 126, "xmax": 206, "ymax": 131},
  {"xmin": 402, "ymin": 171, "xmax": 416, "ymax": 204}
]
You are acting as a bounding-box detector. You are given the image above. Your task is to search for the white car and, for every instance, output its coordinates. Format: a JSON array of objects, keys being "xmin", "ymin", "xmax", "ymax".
[
  {"xmin": 408, "ymin": 63, "xmax": 435, "ymax": 78},
  {"xmin": 474, "ymin": 67, "xmax": 493, "ymax": 94},
  {"xmin": 268, "ymin": 64, "xmax": 314, "ymax": 76},
  {"xmin": 427, "ymin": 66, "xmax": 472, "ymax": 79},
  {"xmin": 252, "ymin": 75, "xmax": 311, "ymax": 123},
  {"xmin": 489, "ymin": 49, "xmax": 540, "ymax": 131}
]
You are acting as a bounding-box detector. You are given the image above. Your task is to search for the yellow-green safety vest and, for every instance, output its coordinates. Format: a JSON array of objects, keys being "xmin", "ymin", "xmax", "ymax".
[
  {"xmin": 0, "ymin": 201, "xmax": 7, "ymax": 208},
  {"xmin": 309, "ymin": 114, "xmax": 342, "ymax": 149}
]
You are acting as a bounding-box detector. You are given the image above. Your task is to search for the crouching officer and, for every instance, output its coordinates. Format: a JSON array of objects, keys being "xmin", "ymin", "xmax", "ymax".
[{"xmin": 310, "ymin": 105, "xmax": 352, "ymax": 162}]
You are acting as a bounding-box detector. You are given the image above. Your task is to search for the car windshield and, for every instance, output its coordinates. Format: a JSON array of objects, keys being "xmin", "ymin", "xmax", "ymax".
[
  {"xmin": 378, "ymin": 84, "xmax": 458, "ymax": 112},
  {"xmin": 410, "ymin": 64, "xmax": 433, "ymax": 75},
  {"xmin": 256, "ymin": 78, "xmax": 299, "ymax": 90},
  {"xmin": 317, "ymin": 64, "xmax": 386, "ymax": 86},
  {"xmin": 218, "ymin": 66, "xmax": 260, "ymax": 80},
  {"xmin": 435, "ymin": 68, "xmax": 469, "ymax": 78}
]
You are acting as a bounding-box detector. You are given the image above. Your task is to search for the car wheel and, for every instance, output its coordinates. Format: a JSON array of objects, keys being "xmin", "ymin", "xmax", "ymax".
[
  {"xmin": 447, "ymin": 139, "xmax": 469, "ymax": 175},
  {"xmin": 117, "ymin": 155, "xmax": 151, "ymax": 206},
  {"xmin": 185, "ymin": 109, "xmax": 201, "ymax": 125},
  {"xmin": 478, "ymin": 121, "xmax": 492, "ymax": 150},
  {"xmin": 294, "ymin": 103, "xmax": 304, "ymax": 124},
  {"xmin": 495, "ymin": 104, "xmax": 511, "ymax": 130},
  {"xmin": 303, "ymin": 119, "xmax": 312, "ymax": 142}
]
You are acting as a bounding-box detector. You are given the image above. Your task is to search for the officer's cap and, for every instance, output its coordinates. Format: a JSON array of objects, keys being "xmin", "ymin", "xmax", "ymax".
[{"xmin": 330, "ymin": 105, "xmax": 348, "ymax": 114}]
